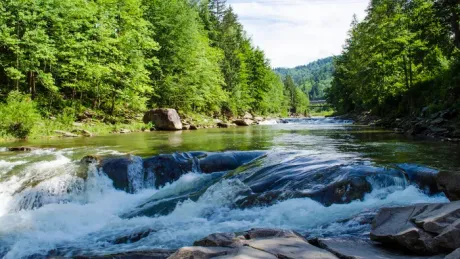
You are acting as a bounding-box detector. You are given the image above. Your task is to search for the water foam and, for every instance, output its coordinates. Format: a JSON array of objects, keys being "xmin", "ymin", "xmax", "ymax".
[{"xmin": 0, "ymin": 148, "xmax": 450, "ymax": 258}]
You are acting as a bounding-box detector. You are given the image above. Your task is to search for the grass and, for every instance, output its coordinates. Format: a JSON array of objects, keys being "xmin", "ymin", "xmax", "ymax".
[{"xmin": 0, "ymin": 119, "xmax": 147, "ymax": 143}]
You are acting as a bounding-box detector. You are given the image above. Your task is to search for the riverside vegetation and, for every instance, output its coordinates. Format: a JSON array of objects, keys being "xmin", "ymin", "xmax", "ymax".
[
  {"xmin": 326, "ymin": 0, "xmax": 460, "ymax": 136},
  {"xmin": 0, "ymin": 0, "xmax": 310, "ymax": 140}
]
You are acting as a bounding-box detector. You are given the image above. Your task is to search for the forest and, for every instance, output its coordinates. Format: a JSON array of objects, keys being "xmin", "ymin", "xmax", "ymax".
[
  {"xmin": 0, "ymin": 0, "xmax": 310, "ymax": 139},
  {"xmin": 327, "ymin": 0, "xmax": 460, "ymax": 117},
  {"xmin": 275, "ymin": 57, "xmax": 334, "ymax": 101}
]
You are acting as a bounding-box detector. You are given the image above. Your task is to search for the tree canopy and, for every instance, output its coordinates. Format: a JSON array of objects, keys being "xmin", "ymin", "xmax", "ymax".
[
  {"xmin": 327, "ymin": 0, "xmax": 460, "ymax": 116},
  {"xmin": 0, "ymin": 0, "xmax": 297, "ymax": 122}
]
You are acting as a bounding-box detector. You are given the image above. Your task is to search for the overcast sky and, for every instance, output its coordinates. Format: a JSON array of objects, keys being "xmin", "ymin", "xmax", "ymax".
[{"xmin": 227, "ymin": 0, "xmax": 369, "ymax": 68}]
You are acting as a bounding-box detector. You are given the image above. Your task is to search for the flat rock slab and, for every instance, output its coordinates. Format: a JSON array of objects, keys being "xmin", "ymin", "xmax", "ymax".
[
  {"xmin": 248, "ymin": 237, "xmax": 338, "ymax": 259},
  {"xmin": 371, "ymin": 201, "xmax": 460, "ymax": 254},
  {"xmin": 316, "ymin": 238, "xmax": 445, "ymax": 259},
  {"xmin": 182, "ymin": 228, "xmax": 338, "ymax": 259}
]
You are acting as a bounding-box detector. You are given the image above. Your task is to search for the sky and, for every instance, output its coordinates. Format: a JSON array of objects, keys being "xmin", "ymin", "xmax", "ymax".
[{"xmin": 227, "ymin": 0, "xmax": 370, "ymax": 68}]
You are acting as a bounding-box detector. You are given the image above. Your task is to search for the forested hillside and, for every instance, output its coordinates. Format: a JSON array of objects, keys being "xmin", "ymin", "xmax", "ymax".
[
  {"xmin": 275, "ymin": 57, "xmax": 334, "ymax": 100},
  {"xmin": 327, "ymin": 0, "xmax": 460, "ymax": 117},
  {"xmin": 0, "ymin": 0, "xmax": 310, "ymax": 139}
]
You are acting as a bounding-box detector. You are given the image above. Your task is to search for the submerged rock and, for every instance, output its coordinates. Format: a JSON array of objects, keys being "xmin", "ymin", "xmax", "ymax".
[
  {"xmin": 7, "ymin": 146, "xmax": 38, "ymax": 152},
  {"xmin": 143, "ymin": 108, "xmax": 182, "ymax": 131},
  {"xmin": 370, "ymin": 201, "xmax": 460, "ymax": 254},
  {"xmin": 100, "ymin": 151, "xmax": 265, "ymax": 194}
]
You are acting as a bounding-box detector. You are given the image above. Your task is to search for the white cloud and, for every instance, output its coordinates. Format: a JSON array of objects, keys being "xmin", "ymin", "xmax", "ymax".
[{"xmin": 227, "ymin": 0, "xmax": 369, "ymax": 68}]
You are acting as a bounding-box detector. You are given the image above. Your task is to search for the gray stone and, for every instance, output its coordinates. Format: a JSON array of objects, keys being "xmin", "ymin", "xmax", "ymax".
[
  {"xmin": 445, "ymin": 248, "xmax": 460, "ymax": 259},
  {"xmin": 316, "ymin": 238, "xmax": 445, "ymax": 259},
  {"xmin": 371, "ymin": 202, "xmax": 460, "ymax": 254},
  {"xmin": 437, "ymin": 171, "xmax": 460, "ymax": 201},
  {"xmin": 248, "ymin": 237, "xmax": 338, "ymax": 259},
  {"xmin": 143, "ymin": 108, "xmax": 182, "ymax": 131},
  {"xmin": 243, "ymin": 112, "xmax": 253, "ymax": 120},
  {"xmin": 194, "ymin": 233, "xmax": 240, "ymax": 248},
  {"xmin": 233, "ymin": 119, "xmax": 254, "ymax": 126},
  {"xmin": 215, "ymin": 246, "xmax": 277, "ymax": 259},
  {"xmin": 168, "ymin": 246, "xmax": 233, "ymax": 259}
]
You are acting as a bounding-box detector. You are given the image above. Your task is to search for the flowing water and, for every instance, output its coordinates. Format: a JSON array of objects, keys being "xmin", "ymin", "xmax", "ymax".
[{"xmin": 0, "ymin": 118, "xmax": 459, "ymax": 258}]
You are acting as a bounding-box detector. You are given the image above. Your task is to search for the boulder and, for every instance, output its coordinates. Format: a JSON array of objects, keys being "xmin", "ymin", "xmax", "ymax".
[
  {"xmin": 314, "ymin": 238, "xmax": 444, "ymax": 259},
  {"xmin": 437, "ymin": 171, "xmax": 460, "ymax": 201},
  {"xmin": 233, "ymin": 119, "xmax": 254, "ymax": 126},
  {"xmin": 72, "ymin": 129, "xmax": 93, "ymax": 137},
  {"xmin": 118, "ymin": 129, "xmax": 131, "ymax": 134},
  {"xmin": 182, "ymin": 124, "xmax": 190, "ymax": 130},
  {"xmin": 370, "ymin": 201, "xmax": 460, "ymax": 254},
  {"xmin": 188, "ymin": 228, "xmax": 338, "ymax": 259},
  {"xmin": 243, "ymin": 112, "xmax": 253, "ymax": 120},
  {"xmin": 189, "ymin": 125, "xmax": 198, "ymax": 130},
  {"xmin": 445, "ymin": 248, "xmax": 460, "ymax": 259},
  {"xmin": 396, "ymin": 164, "xmax": 440, "ymax": 194},
  {"xmin": 193, "ymin": 233, "xmax": 240, "ymax": 248},
  {"xmin": 143, "ymin": 108, "xmax": 182, "ymax": 131}
]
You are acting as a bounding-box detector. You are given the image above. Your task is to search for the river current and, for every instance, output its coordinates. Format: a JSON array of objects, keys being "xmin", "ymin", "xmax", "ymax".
[{"xmin": 0, "ymin": 118, "xmax": 458, "ymax": 258}]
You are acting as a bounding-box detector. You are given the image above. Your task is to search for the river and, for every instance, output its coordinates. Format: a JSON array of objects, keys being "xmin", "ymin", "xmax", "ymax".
[{"xmin": 0, "ymin": 117, "xmax": 458, "ymax": 258}]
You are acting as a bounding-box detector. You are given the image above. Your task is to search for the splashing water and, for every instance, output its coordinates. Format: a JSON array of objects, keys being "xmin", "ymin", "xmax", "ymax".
[{"xmin": 0, "ymin": 118, "xmax": 454, "ymax": 258}]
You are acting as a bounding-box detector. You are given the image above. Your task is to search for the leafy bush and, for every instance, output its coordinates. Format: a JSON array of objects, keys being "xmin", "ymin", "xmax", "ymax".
[{"xmin": 0, "ymin": 91, "xmax": 40, "ymax": 139}]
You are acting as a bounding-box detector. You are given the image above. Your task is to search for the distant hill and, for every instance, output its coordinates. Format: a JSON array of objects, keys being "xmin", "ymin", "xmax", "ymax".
[{"xmin": 274, "ymin": 57, "xmax": 334, "ymax": 100}]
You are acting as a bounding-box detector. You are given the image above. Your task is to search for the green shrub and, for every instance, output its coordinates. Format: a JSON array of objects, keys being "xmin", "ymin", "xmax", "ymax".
[{"xmin": 0, "ymin": 91, "xmax": 40, "ymax": 139}]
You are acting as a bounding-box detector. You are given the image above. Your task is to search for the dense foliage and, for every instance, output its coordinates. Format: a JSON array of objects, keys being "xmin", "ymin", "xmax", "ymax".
[
  {"xmin": 0, "ymin": 0, "xmax": 297, "ymax": 137},
  {"xmin": 327, "ymin": 0, "xmax": 460, "ymax": 116},
  {"xmin": 275, "ymin": 57, "xmax": 334, "ymax": 100}
]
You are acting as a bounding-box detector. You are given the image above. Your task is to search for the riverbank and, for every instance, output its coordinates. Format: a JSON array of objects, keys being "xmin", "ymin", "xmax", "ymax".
[{"xmin": 336, "ymin": 109, "xmax": 460, "ymax": 142}]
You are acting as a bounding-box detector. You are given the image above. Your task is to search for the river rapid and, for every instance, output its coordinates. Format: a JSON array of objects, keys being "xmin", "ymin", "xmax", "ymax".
[{"xmin": 0, "ymin": 117, "xmax": 458, "ymax": 258}]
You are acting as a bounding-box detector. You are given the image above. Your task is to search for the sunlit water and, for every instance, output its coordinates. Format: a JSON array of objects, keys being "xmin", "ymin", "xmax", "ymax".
[{"xmin": 0, "ymin": 117, "xmax": 458, "ymax": 258}]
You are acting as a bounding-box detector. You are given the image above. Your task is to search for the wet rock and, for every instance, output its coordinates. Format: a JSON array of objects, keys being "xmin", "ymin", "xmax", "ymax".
[
  {"xmin": 143, "ymin": 108, "xmax": 182, "ymax": 131},
  {"xmin": 445, "ymin": 248, "xmax": 460, "ymax": 259},
  {"xmin": 437, "ymin": 171, "xmax": 460, "ymax": 201},
  {"xmin": 193, "ymin": 233, "xmax": 240, "ymax": 248},
  {"xmin": 72, "ymin": 129, "xmax": 93, "ymax": 137},
  {"xmin": 233, "ymin": 119, "xmax": 254, "ymax": 126},
  {"xmin": 396, "ymin": 164, "xmax": 440, "ymax": 194},
  {"xmin": 73, "ymin": 249, "xmax": 174, "ymax": 259},
  {"xmin": 314, "ymin": 238, "xmax": 444, "ymax": 259},
  {"xmin": 101, "ymin": 155, "xmax": 144, "ymax": 193},
  {"xmin": 189, "ymin": 125, "xmax": 198, "ymax": 130},
  {"xmin": 198, "ymin": 151, "xmax": 265, "ymax": 174},
  {"xmin": 7, "ymin": 146, "xmax": 38, "ymax": 152},
  {"xmin": 111, "ymin": 228, "xmax": 156, "ymax": 244},
  {"xmin": 370, "ymin": 201, "xmax": 460, "ymax": 254},
  {"xmin": 168, "ymin": 246, "xmax": 233, "ymax": 259},
  {"xmin": 54, "ymin": 130, "xmax": 79, "ymax": 137},
  {"xmin": 182, "ymin": 124, "xmax": 190, "ymax": 130},
  {"xmin": 217, "ymin": 122, "xmax": 235, "ymax": 128},
  {"xmin": 80, "ymin": 155, "xmax": 101, "ymax": 165}
]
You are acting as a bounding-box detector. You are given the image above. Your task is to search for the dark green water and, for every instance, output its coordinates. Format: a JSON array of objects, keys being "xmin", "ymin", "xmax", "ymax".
[{"xmin": 3, "ymin": 119, "xmax": 459, "ymax": 170}]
